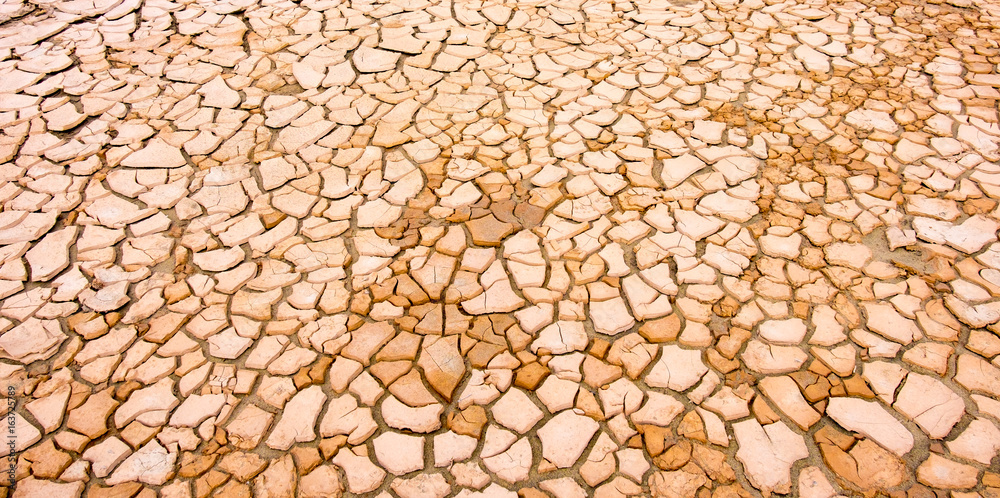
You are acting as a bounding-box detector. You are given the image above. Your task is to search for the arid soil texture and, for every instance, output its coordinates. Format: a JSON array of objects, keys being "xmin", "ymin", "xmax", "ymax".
[{"xmin": 1, "ymin": 0, "xmax": 1000, "ymax": 496}]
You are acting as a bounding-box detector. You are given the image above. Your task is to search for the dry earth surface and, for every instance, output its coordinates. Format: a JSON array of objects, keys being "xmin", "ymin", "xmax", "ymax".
[{"xmin": 1, "ymin": 0, "xmax": 1000, "ymax": 496}]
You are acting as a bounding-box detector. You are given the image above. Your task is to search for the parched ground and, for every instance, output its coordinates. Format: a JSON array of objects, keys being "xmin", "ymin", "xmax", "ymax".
[{"xmin": 1, "ymin": 0, "xmax": 1000, "ymax": 495}]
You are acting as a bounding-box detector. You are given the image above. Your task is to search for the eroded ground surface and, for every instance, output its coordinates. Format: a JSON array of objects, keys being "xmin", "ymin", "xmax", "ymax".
[{"xmin": 2, "ymin": 0, "xmax": 1000, "ymax": 496}]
